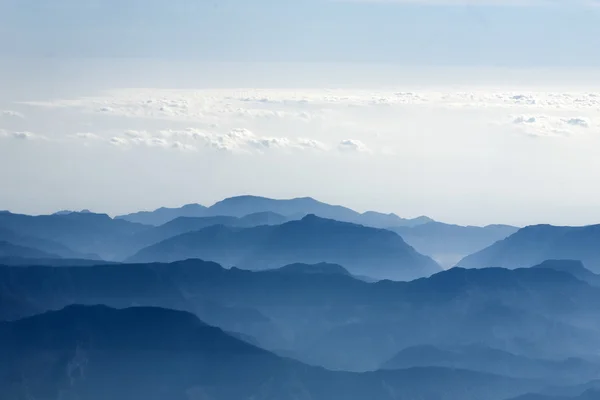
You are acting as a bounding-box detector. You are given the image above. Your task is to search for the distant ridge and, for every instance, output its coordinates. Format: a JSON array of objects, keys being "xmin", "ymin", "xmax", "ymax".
[
  {"xmin": 116, "ymin": 195, "xmax": 434, "ymax": 228},
  {"xmin": 456, "ymin": 224, "xmax": 600, "ymax": 273}
]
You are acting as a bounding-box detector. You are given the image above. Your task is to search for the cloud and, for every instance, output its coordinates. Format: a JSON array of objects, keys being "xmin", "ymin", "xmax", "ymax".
[
  {"xmin": 563, "ymin": 117, "xmax": 590, "ymax": 128},
  {"xmin": 109, "ymin": 137, "xmax": 129, "ymax": 147},
  {"xmin": 12, "ymin": 131, "xmax": 37, "ymax": 140},
  {"xmin": 0, "ymin": 129, "xmax": 46, "ymax": 141},
  {"xmin": 296, "ymin": 138, "xmax": 329, "ymax": 151},
  {"xmin": 171, "ymin": 141, "xmax": 198, "ymax": 152},
  {"xmin": 71, "ymin": 132, "xmax": 102, "ymax": 140},
  {"xmin": 1, "ymin": 110, "xmax": 24, "ymax": 119},
  {"xmin": 124, "ymin": 130, "xmax": 150, "ymax": 139},
  {"xmin": 119, "ymin": 127, "xmax": 332, "ymax": 154},
  {"xmin": 510, "ymin": 114, "xmax": 592, "ymax": 137},
  {"xmin": 22, "ymin": 89, "xmax": 600, "ymax": 128},
  {"xmin": 338, "ymin": 139, "xmax": 371, "ymax": 153}
]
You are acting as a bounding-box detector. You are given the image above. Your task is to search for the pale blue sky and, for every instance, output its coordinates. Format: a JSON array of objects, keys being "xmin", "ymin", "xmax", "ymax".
[
  {"xmin": 1, "ymin": 0, "xmax": 599, "ymax": 66},
  {"xmin": 1, "ymin": 0, "xmax": 600, "ymax": 226}
]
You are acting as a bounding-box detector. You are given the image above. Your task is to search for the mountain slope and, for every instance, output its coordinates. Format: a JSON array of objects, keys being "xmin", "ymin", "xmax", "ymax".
[
  {"xmin": 531, "ymin": 260, "xmax": 600, "ymax": 286},
  {"xmin": 391, "ymin": 222, "xmax": 518, "ymax": 267},
  {"xmin": 126, "ymin": 212, "xmax": 290, "ymax": 255},
  {"xmin": 0, "ymin": 211, "xmax": 150, "ymax": 260},
  {"xmin": 128, "ymin": 215, "xmax": 442, "ymax": 281},
  {"xmin": 381, "ymin": 344, "xmax": 600, "ymax": 383},
  {"xmin": 0, "ymin": 241, "xmax": 59, "ymax": 259},
  {"xmin": 4, "ymin": 260, "xmax": 600, "ymax": 372},
  {"xmin": 116, "ymin": 203, "xmax": 208, "ymax": 225},
  {"xmin": 456, "ymin": 224, "xmax": 600, "ymax": 272},
  {"xmin": 207, "ymin": 195, "xmax": 432, "ymax": 228},
  {"xmin": 0, "ymin": 227, "xmax": 87, "ymax": 259},
  {"xmin": 0, "ymin": 305, "xmax": 541, "ymax": 400}
]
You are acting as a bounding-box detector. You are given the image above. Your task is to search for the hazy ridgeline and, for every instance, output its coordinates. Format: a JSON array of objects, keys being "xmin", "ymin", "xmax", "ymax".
[{"xmin": 1, "ymin": 195, "xmax": 600, "ymax": 399}]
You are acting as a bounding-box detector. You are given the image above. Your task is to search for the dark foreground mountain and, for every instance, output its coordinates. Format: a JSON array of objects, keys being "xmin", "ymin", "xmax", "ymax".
[
  {"xmin": 0, "ymin": 305, "xmax": 542, "ymax": 400},
  {"xmin": 4, "ymin": 260, "xmax": 600, "ymax": 372},
  {"xmin": 128, "ymin": 214, "xmax": 442, "ymax": 280},
  {"xmin": 456, "ymin": 224, "xmax": 600, "ymax": 273},
  {"xmin": 117, "ymin": 195, "xmax": 433, "ymax": 228},
  {"xmin": 391, "ymin": 222, "xmax": 518, "ymax": 267}
]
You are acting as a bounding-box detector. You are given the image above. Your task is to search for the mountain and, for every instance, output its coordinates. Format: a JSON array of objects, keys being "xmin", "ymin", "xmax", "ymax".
[
  {"xmin": 207, "ymin": 195, "xmax": 432, "ymax": 228},
  {"xmin": 0, "ymin": 305, "xmax": 542, "ymax": 400},
  {"xmin": 54, "ymin": 209, "xmax": 93, "ymax": 215},
  {"xmin": 456, "ymin": 224, "xmax": 600, "ymax": 272},
  {"xmin": 0, "ymin": 211, "xmax": 150, "ymax": 260},
  {"xmin": 0, "ymin": 261, "xmax": 281, "ymax": 349},
  {"xmin": 118, "ymin": 196, "xmax": 433, "ymax": 228},
  {"xmin": 6, "ymin": 259, "xmax": 599, "ymax": 372},
  {"xmin": 391, "ymin": 222, "xmax": 519, "ymax": 268},
  {"xmin": 0, "ymin": 241, "xmax": 59, "ymax": 259},
  {"xmin": 0, "ymin": 227, "xmax": 87, "ymax": 259},
  {"xmin": 532, "ymin": 260, "xmax": 600, "ymax": 286},
  {"xmin": 126, "ymin": 212, "xmax": 290, "ymax": 256},
  {"xmin": 509, "ymin": 389, "xmax": 600, "ymax": 400},
  {"xmin": 128, "ymin": 214, "xmax": 442, "ymax": 281},
  {"xmin": 360, "ymin": 211, "xmax": 434, "ymax": 228},
  {"xmin": 273, "ymin": 262, "xmax": 352, "ymax": 276},
  {"xmin": 0, "ymin": 257, "xmax": 116, "ymax": 267},
  {"xmin": 381, "ymin": 344, "xmax": 600, "ymax": 384},
  {"xmin": 116, "ymin": 203, "xmax": 208, "ymax": 226}
]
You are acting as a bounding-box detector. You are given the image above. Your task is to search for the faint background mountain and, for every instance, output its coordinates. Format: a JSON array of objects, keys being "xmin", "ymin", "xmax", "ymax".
[
  {"xmin": 0, "ymin": 241, "xmax": 60, "ymax": 259},
  {"xmin": 116, "ymin": 196, "xmax": 433, "ymax": 228},
  {"xmin": 391, "ymin": 222, "xmax": 518, "ymax": 268},
  {"xmin": 456, "ymin": 224, "xmax": 600, "ymax": 273},
  {"xmin": 116, "ymin": 203, "xmax": 208, "ymax": 226},
  {"xmin": 0, "ymin": 211, "xmax": 148, "ymax": 260}
]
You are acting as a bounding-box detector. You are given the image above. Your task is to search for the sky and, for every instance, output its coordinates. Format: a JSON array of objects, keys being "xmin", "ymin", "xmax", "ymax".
[{"xmin": 1, "ymin": 0, "xmax": 600, "ymax": 226}]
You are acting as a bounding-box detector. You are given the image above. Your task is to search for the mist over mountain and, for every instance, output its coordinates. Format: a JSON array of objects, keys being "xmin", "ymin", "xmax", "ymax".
[
  {"xmin": 382, "ymin": 344, "xmax": 600, "ymax": 383},
  {"xmin": 391, "ymin": 222, "xmax": 519, "ymax": 267},
  {"xmin": 0, "ymin": 211, "xmax": 147, "ymax": 260},
  {"xmin": 0, "ymin": 305, "xmax": 543, "ymax": 400},
  {"xmin": 0, "ymin": 241, "xmax": 60, "ymax": 259},
  {"xmin": 127, "ymin": 212, "xmax": 290, "ymax": 254},
  {"xmin": 456, "ymin": 224, "xmax": 600, "ymax": 272},
  {"xmin": 531, "ymin": 260, "xmax": 600, "ymax": 287},
  {"xmin": 128, "ymin": 214, "xmax": 442, "ymax": 281},
  {"xmin": 4, "ymin": 259, "xmax": 600, "ymax": 375},
  {"xmin": 116, "ymin": 203, "xmax": 208, "ymax": 226},
  {"xmin": 3, "ymin": 196, "xmax": 600, "ymax": 398},
  {"xmin": 0, "ymin": 227, "xmax": 88, "ymax": 259}
]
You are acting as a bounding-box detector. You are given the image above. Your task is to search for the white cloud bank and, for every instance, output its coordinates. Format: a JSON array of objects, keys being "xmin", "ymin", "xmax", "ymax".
[{"xmin": 511, "ymin": 115, "xmax": 593, "ymax": 137}]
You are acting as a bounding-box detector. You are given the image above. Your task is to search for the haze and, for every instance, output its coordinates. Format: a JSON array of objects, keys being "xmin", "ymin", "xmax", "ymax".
[{"xmin": 1, "ymin": 0, "xmax": 600, "ymax": 226}]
